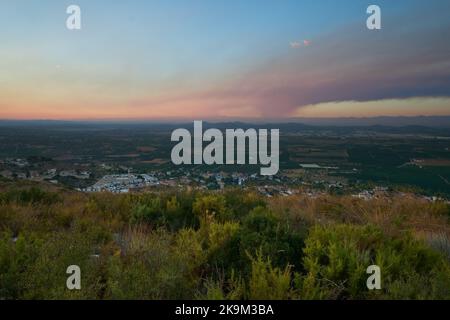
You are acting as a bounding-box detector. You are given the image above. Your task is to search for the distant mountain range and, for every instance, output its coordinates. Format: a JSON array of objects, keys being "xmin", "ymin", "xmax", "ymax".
[
  {"xmin": 287, "ymin": 116, "xmax": 450, "ymax": 127},
  {"xmin": 0, "ymin": 116, "xmax": 450, "ymax": 128}
]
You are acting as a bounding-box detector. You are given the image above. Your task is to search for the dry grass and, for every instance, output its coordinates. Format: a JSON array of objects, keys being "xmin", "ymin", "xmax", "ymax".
[{"xmin": 269, "ymin": 194, "xmax": 450, "ymax": 239}]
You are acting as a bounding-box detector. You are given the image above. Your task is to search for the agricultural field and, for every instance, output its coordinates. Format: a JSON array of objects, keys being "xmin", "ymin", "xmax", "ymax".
[{"xmin": 1, "ymin": 122, "xmax": 449, "ymax": 195}]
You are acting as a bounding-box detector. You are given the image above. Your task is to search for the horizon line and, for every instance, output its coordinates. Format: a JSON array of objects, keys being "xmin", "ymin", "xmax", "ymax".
[{"xmin": 1, "ymin": 115, "xmax": 450, "ymax": 123}]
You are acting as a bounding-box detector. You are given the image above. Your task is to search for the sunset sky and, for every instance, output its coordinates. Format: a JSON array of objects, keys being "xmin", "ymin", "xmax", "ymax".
[{"xmin": 1, "ymin": 0, "xmax": 449, "ymax": 120}]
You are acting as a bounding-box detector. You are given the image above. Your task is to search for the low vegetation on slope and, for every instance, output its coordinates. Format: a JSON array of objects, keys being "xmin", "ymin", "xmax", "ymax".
[{"xmin": 0, "ymin": 182, "xmax": 449, "ymax": 300}]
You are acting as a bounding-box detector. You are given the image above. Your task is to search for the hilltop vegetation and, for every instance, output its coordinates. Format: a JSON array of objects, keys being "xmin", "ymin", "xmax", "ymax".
[{"xmin": 0, "ymin": 181, "xmax": 449, "ymax": 300}]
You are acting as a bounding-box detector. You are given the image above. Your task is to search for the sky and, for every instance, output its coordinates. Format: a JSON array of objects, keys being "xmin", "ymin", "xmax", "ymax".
[{"xmin": 0, "ymin": 0, "xmax": 449, "ymax": 121}]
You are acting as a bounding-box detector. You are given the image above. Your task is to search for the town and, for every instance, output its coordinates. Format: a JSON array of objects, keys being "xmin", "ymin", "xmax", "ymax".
[
  {"xmin": 0, "ymin": 121, "xmax": 448, "ymax": 202},
  {"xmin": 1, "ymin": 155, "xmax": 448, "ymax": 205}
]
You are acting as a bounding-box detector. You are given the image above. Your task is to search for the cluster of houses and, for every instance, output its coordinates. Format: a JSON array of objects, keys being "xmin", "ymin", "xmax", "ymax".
[
  {"xmin": 2, "ymin": 158, "xmax": 449, "ymax": 203},
  {"xmin": 82, "ymin": 174, "xmax": 159, "ymax": 193},
  {"xmin": 0, "ymin": 158, "xmax": 91, "ymax": 183}
]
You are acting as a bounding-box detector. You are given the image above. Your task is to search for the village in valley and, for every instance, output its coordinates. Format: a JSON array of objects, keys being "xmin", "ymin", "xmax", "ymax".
[
  {"xmin": 0, "ymin": 121, "xmax": 449, "ymax": 203},
  {"xmin": 1, "ymin": 154, "xmax": 448, "ymax": 205}
]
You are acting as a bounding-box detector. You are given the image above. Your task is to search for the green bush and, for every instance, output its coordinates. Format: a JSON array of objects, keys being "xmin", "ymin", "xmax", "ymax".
[
  {"xmin": 199, "ymin": 271, "xmax": 244, "ymax": 300},
  {"xmin": 247, "ymin": 252, "xmax": 293, "ymax": 300},
  {"xmin": 0, "ymin": 230, "xmax": 105, "ymax": 300},
  {"xmin": 223, "ymin": 190, "xmax": 266, "ymax": 221},
  {"xmin": 106, "ymin": 229, "xmax": 200, "ymax": 299},
  {"xmin": 203, "ymin": 206, "xmax": 304, "ymax": 278},
  {"xmin": 298, "ymin": 225, "xmax": 450, "ymax": 299},
  {"xmin": 193, "ymin": 194, "xmax": 228, "ymax": 222},
  {"xmin": 130, "ymin": 194, "xmax": 199, "ymax": 230},
  {"xmin": 0, "ymin": 232, "xmax": 42, "ymax": 299},
  {"xmin": 130, "ymin": 197, "xmax": 162, "ymax": 225},
  {"xmin": 238, "ymin": 207, "xmax": 304, "ymax": 272},
  {"xmin": 1, "ymin": 184, "xmax": 449, "ymax": 300}
]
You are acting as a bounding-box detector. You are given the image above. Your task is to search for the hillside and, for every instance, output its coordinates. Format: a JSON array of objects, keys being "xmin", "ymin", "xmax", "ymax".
[{"xmin": 0, "ymin": 181, "xmax": 449, "ymax": 300}]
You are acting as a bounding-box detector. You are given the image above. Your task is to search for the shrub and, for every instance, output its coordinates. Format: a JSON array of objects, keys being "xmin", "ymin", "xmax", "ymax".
[
  {"xmin": 130, "ymin": 197, "xmax": 162, "ymax": 225},
  {"xmin": 130, "ymin": 194, "xmax": 199, "ymax": 230},
  {"xmin": 204, "ymin": 221, "xmax": 241, "ymax": 272},
  {"xmin": 1, "ymin": 184, "xmax": 449, "ymax": 300},
  {"xmin": 1, "ymin": 187, "xmax": 60, "ymax": 206},
  {"xmin": 18, "ymin": 231, "xmax": 104, "ymax": 299},
  {"xmin": 247, "ymin": 251, "xmax": 292, "ymax": 300},
  {"xmin": 106, "ymin": 228, "xmax": 199, "ymax": 299},
  {"xmin": 193, "ymin": 195, "xmax": 227, "ymax": 222},
  {"xmin": 298, "ymin": 224, "xmax": 450, "ymax": 299},
  {"xmin": 223, "ymin": 190, "xmax": 266, "ymax": 221},
  {"xmin": 0, "ymin": 232, "xmax": 42, "ymax": 299},
  {"xmin": 239, "ymin": 207, "xmax": 304, "ymax": 272},
  {"xmin": 199, "ymin": 271, "xmax": 244, "ymax": 300}
]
